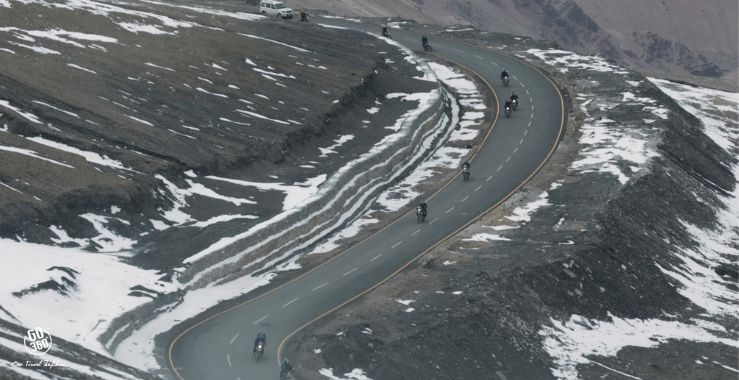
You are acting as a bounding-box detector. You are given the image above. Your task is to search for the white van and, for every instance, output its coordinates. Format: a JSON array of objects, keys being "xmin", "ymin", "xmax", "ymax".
[{"xmin": 259, "ymin": 1, "xmax": 294, "ymax": 19}]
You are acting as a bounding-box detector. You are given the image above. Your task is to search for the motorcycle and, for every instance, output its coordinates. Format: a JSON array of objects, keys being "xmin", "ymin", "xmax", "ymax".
[
  {"xmin": 511, "ymin": 98, "xmax": 518, "ymax": 111},
  {"xmin": 502, "ymin": 75, "xmax": 510, "ymax": 87},
  {"xmin": 423, "ymin": 42, "xmax": 433, "ymax": 52},
  {"xmin": 463, "ymin": 167, "xmax": 470, "ymax": 182},
  {"xmin": 299, "ymin": 11, "xmax": 309, "ymax": 22},
  {"xmin": 254, "ymin": 342, "xmax": 264, "ymax": 362},
  {"xmin": 416, "ymin": 205, "xmax": 427, "ymax": 223},
  {"xmin": 381, "ymin": 27, "xmax": 391, "ymax": 38},
  {"xmin": 505, "ymin": 105, "xmax": 511, "ymax": 118}
]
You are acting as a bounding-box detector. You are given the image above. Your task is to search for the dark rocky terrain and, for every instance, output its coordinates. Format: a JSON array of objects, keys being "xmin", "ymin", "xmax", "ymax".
[
  {"xmin": 285, "ymin": 30, "xmax": 739, "ymax": 380},
  {"xmin": 0, "ymin": 0, "xmax": 431, "ymax": 267},
  {"xmin": 2, "ymin": 2, "xmax": 736, "ymax": 379},
  {"xmin": 1, "ymin": 1, "xmax": 443, "ymax": 378}
]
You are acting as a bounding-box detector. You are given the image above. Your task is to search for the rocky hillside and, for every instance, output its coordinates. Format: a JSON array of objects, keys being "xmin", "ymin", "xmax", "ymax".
[
  {"xmin": 285, "ymin": 32, "xmax": 739, "ymax": 380},
  {"xmin": 286, "ymin": 0, "xmax": 738, "ymax": 89},
  {"xmin": 0, "ymin": 1, "xmax": 444, "ymax": 377},
  {"xmin": 0, "ymin": 0, "xmax": 431, "ymax": 266}
]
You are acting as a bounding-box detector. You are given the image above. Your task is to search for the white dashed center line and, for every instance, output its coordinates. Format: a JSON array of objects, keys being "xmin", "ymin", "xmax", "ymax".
[
  {"xmin": 253, "ymin": 314, "xmax": 269, "ymax": 325},
  {"xmin": 513, "ymin": 147, "xmax": 519, "ymax": 153},
  {"xmin": 229, "ymin": 332, "xmax": 240, "ymax": 345},
  {"xmin": 226, "ymin": 354, "xmax": 232, "ymax": 367},
  {"xmin": 506, "ymin": 156, "xmax": 512, "ymax": 162},
  {"xmin": 461, "ymin": 195, "xmax": 470, "ymax": 202},
  {"xmin": 391, "ymin": 241, "xmax": 402, "ymax": 249},
  {"xmin": 530, "ymin": 113, "xmax": 534, "ymax": 120},
  {"xmin": 283, "ymin": 298, "xmax": 298, "ymax": 308},
  {"xmin": 411, "ymin": 229, "xmax": 421, "ymax": 236},
  {"xmin": 342, "ymin": 267, "xmax": 358, "ymax": 276},
  {"xmin": 489, "ymin": 61, "xmax": 498, "ymax": 66},
  {"xmin": 524, "ymin": 129, "xmax": 528, "ymax": 136},
  {"xmin": 430, "ymin": 217, "xmax": 439, "ymax": 224},
  {"xmin": 520, "ymin": 138, "xmax": 525, "ymax": 144},
  {"xmin": 531, "ymin": 104, "xmax": 535, "ymax": 111},
  {"xmin": 312, "ymin": 282, "xmax": 328, "ymax": 291},
  {"xmin": 497, "ymin": 165, "xmax": 503, "ymax": 172},
  {"xmin": 445, "ymin": 206, "xmax": 455, "ymax": 214},
  {"xmin": 487, "ymin": 175, "xmax": 494, "ymax": 182},
  {"xmin": 521, "ymin": 83, "xmax": 526, "ymax": 88},
  {"xmin": 474, "ymin": 185, "xmax": 482, "ymax": 192},
  {"xmin": 370, "ymin": 253, "xmax": 382, "ymax": 262}
]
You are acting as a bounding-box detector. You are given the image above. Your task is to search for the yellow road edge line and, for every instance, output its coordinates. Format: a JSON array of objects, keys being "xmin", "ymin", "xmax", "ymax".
[
  {"xmin": 275, "ymin": 39, "xmax": 566, "ymax": 364},
  {"xmin": 168, "ymin": 25, "xmax": 570, "ymax": 378},
  {"xmin": 166, "ymin": 43, "xmax": 500, "ymax": 380}
]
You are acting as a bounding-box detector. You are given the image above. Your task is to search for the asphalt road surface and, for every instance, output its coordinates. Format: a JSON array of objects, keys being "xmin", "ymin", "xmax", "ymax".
[{"xmin": 169, "ymin": 17, "xmax": 564, "ymax": 380}]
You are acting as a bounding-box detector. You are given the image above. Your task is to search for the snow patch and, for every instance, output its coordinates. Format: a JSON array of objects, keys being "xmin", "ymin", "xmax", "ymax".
[
  {"xmin": 319, "ymin": 368, "xmax": 374, "ymax": 380},
  {"xmin": 540, "ymin": 314, "xmax": 738, "ymax": 380}
]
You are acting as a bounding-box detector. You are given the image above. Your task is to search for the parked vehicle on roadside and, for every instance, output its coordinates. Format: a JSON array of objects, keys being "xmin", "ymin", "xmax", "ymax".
[{"xmin": 260, "ymin": 0, "xmax": 294, "ymax": 19}]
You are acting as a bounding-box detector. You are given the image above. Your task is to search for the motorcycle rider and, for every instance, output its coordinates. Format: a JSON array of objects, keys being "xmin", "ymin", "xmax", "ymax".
[
  {"xmin": 253, "ymin": 332, "xmax": 266, "ymax": 353},
  {"xmin": 510, "ymin": 92, "xmax": 519, "ymax": 109},
  {"xmin": 504, "ymin": 99, "xmax": 512, "ymax": 116},
  {"xmin": 462, "ymin": 161, "xmax": 471, "ymax": 180},
  {"xmin": 299, "ymin": 10, "xmax": 308, "ymax": 22},
  {"xmin": 382, "ymin": 25, "xmax": 389, "ymax": 37},
  {"xmin": 280, "ymin": 358, "xmax": 293, "ymax": 378},
  {"xmin": 416, "ymin": 201, "xmax": 428, "ymax": 219},
  {"xmin": 421, "ymin": 35, "xmax": 429, "ymax": 48},
  {"xmin": 500, "ymin": 69, "xmax": 509, "ymax": 81}
]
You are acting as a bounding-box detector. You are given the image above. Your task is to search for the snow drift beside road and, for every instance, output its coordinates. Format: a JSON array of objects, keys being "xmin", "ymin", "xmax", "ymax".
[
  {"xmin": 537, "ymin": 71, "xmax": 739, "ymax": 379},
  {"xmin": 0, "ymin": 239, "xmax": 172, "ymax": 355}
]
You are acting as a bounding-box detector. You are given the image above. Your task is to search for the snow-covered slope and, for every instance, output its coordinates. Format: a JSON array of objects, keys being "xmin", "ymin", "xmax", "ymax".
[{"xmin": 0, "ymin": 1, "xmax": 462, "ymax": 378}]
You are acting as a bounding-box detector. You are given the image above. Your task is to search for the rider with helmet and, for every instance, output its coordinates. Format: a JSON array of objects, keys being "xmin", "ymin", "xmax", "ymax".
[
  {"xmin": 510, "ymin": 92, "xmax": 519, "ymax": 110},
  {"xmin": 382, "ymin": 25, "xmax": 389, "ymax": 37},
  {"xmin": 500, "ymin": 69, "xmax": 509, "ymax": 81},
  {"xmin": 280, "ymin": 358, "xmax": 293, "ymax": 378},
  {"xmin": 421, "ymin": 35, "xmax": 431, "ymax": 51},
  {"xmin": 416, "ymin": 201, "xmax": 428, "ymax": 223},
  {"xmin": 253, "ymin": 332, "xmax": 266, "ymax": 353}
]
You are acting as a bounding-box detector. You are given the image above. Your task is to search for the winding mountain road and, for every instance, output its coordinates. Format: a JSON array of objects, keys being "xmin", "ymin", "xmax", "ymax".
[{"xmin": 169, "ymin": 17, "xmax": 564, "ymax": 380}]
